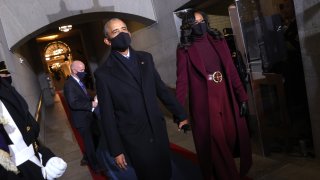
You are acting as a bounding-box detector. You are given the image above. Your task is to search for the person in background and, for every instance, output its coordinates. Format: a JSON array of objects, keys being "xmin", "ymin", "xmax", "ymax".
[
  {"xmin": 0, "ymin": 61, "xmax": 67, "ymax": 179},
  {"xmin": 63, "ymin": 60, "xmax": 102, "ymax": 173},
  {"xmin": 175, "ymin": 10, "xmax": 252, "ymax": 180},
  {"xmin": 95, "ymin": 18, "xmax": 189, "ymax": 180},
  {"xmin": 223, "ymin": 28, "xmax": 248, "ymax": 89}
]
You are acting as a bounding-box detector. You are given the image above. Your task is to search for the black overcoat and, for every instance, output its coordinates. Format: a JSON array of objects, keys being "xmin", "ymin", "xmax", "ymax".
[{"xmin": 94, "ymin": 49, "xmax": 187, "ymax": 180}]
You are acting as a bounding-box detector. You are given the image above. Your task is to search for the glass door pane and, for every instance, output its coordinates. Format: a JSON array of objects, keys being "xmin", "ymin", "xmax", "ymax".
[{"xmin": 233, "ymin": 0, "xmax": 311, "ymax": 156}]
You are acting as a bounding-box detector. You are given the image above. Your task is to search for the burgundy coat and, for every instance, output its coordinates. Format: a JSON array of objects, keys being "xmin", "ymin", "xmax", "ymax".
[{"xmin": 176, "ymin": 33, "xmax": 252, "ymax": 176}]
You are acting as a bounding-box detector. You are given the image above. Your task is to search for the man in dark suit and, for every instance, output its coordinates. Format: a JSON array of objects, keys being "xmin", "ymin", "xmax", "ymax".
[
  {"xmin": 63, "ymin": 60, "xmax": 101, "ymax": 171},
  {"xmin": 94, "ymin": 18, "xmax": 189, "ymax": 180},
  {"xmin": 0, "ymin": 61, "xmax": 67, "ymax": 179}
]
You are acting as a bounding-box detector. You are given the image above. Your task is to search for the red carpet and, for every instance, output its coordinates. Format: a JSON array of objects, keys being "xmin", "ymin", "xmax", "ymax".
[
  {"xmin": 57, "ymin": 91, "xmax": 200, "ymax": 180},
  {"xmin": 57, "ymin": 91, "xmax": 106, "ymax": 180},
  {"xmin": 169, "ymin": 143, "xmax": 198, "ymax": 164},
  {"xmin": 57, "ymin": 91, "xmax": 250, "ymax": 180}
]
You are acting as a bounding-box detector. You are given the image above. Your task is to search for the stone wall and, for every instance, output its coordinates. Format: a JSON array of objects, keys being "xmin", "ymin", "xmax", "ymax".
[
  {"xmin": 130, "ymin": 0, "xmax": 190, "ymax": 87},
  {"xmin": 0, "ymin": 20, "xmax": 41, "ymax": 115}
]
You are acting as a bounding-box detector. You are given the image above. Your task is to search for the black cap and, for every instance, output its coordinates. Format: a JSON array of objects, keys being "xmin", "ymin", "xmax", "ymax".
[{"xmin": 0, "ymin": 61, "xmax": 10, "ymax": 74}]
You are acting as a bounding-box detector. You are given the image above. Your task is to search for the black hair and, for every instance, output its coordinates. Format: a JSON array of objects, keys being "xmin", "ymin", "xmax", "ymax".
[{"xmin": 178, "ymin": 9, "xmax": 223, "ymax": 48}]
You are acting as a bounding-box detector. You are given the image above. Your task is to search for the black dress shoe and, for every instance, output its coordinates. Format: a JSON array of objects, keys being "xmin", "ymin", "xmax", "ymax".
[{"xmin": 80, "ymin": 159, "xmax": 88, "ymax": 166}]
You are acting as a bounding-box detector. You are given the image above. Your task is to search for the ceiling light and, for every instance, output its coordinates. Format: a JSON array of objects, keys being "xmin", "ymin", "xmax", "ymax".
[
  {"xmin": 36, "ymin": 35, "xmax": 59, "ymax": 41},
  {"xmin": 59, "ymin": 25, "xmax": 72, "ymax": 32}
]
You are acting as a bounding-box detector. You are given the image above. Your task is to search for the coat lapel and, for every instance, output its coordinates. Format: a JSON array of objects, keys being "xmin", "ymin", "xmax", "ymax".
[
  {"xmin": 0, "ymin": 81, "xmax": 27, "ymax": 116},
  {"xmin": 187, "ymin": 34, "xmax": 231, "ymax": 78},
  {"xmin": 186, "ymin": 44, "xmax": 208, "ymax": 79},
  {"xmin": 70, "ymin": 77, "xmax": 89, "ymax": 98},
  {"xmin": 135, "ymin": 52, "xmax": 147, "ymax": 87},
  {"xmin": 207, "ymin": 35, "xmax": 230, "ymax": 74},
  {"xmin": 108, "ymin": 52, "xmax": 141, "ymax": 91}
]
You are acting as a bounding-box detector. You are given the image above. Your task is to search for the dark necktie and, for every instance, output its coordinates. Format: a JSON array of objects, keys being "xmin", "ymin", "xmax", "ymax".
[{"xmin": 79, "ymin": 81, "xmax": 87, "ymax": 95}]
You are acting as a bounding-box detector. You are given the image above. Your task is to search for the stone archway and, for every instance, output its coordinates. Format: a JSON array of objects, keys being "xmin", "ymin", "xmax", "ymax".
[
  {"xmin": 43, "ymin": 41, "xmax": 72, "ymax": 90},
  {"xmin": 0, "ymin": 0, "xmax": 157, "ymax": 51}
]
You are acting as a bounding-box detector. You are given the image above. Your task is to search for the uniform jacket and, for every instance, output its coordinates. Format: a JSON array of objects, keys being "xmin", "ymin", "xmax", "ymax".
[{"xmin": 0, "ymin": 79, "xmax": 54, "ymax": 179}]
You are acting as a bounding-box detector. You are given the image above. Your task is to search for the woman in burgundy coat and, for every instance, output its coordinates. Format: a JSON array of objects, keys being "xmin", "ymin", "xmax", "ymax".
[{"xmin": 176, "ymin": 10, "xmax": 252, "ymax": 180}]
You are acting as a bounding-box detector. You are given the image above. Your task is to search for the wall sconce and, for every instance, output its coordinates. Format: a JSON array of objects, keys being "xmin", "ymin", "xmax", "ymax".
[{"xmin": 59, "ymin": 25, "xmax": 72, "ymax": 32}]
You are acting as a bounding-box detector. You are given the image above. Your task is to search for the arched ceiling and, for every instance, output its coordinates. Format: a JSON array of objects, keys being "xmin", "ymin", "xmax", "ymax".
[
  {"xmin": 12, "ymin": 12, "xmax": 153, "ymax": 51},
  {"xmin": 176, "ymin": 0, "xmax": 234, "ymax": 16}
]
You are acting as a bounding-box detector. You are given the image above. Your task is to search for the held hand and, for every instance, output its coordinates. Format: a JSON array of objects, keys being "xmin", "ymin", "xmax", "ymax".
[
  {"xmin": 240, "ymin": 102, "xmax": 248, "ymax": 117},
  {"xmin": 178, "ymin": 119, "xmax": 190, "ymax": 133},
  {"xmin": 115, "ymin": 153, "xmax": 127, "ymax": 170},
  {"xmin": 92, "ymin": 101, "xmax": 98, "ymax": 108}
]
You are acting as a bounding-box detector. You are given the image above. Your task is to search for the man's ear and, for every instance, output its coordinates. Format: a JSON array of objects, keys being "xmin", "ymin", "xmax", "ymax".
[{"xmin": 104, "ymin": 38, "xmax": 111, "ymax": 46}]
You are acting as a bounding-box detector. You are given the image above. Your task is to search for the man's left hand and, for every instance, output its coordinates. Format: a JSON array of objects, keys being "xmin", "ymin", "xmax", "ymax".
[{"xmin": 115, "ymin": 153, "xmax": 127, "ymax": 170}]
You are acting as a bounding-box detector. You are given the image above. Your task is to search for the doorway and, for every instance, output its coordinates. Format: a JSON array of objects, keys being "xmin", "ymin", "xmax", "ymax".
[
  {"xmin": 43, "ymin": 41, "xmax": 72, "ymax": 90},
  {"xmin": 232, "ymin": 0, "xmax": 312, "ymax": 156},
  {"xmin": 36, "ymin": 27, "xmax": 93, "ymax": 92}
]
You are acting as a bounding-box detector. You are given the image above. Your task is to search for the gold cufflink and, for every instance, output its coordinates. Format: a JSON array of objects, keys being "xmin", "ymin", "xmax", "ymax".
[{"xmin": 26, "ymin": 126, "xmax": 31, "ymax": 132}]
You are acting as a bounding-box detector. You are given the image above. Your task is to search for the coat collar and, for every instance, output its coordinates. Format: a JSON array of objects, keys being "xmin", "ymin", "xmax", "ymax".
[
  {"xmin": 106, "ymin": 50, "xmax": 142, "ymax": 91},
  {"xmin": 0, "ymin": 79, "xmax": 28, "ymax": 117},
  {"xmin": 185, "ymin": 33, "xmax": 227, "ymax": 78},
  {"xmin": 69, "ymin": 76, "xmax": 89, "ymax": 97}
]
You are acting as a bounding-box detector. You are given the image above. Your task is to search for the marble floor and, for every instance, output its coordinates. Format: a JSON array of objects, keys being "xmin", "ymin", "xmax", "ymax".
[{"xmin": 38, "ymin": 94, "xmax": 320, "ymax": 180}]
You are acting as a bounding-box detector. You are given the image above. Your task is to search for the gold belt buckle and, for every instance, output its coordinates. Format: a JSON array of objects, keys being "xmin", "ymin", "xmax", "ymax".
[{"xmin": 210, "ymin": 71, "xmax": 223, "ymax": 83}]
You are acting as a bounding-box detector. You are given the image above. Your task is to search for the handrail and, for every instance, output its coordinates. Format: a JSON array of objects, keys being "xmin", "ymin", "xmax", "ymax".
[{"xmin": 35, "ymin": 92, "xmax": 43, "ymax": 122}]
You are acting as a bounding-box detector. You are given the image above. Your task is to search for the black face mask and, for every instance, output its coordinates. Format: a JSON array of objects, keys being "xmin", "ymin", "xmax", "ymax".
[
  {"xmin": 110, "ymin": 32, "xmax": 131, "ymax": 52},
  {"xmin": 2, "ymin": 76, "xmax": 12, "ymax": 84},
  {"xmin": 76, "ymin": 72, "xmax": 87, "ymax": 80},
  {"xmin": 191, "ymin": 23, "xmax": 207, "ymax": 36}
]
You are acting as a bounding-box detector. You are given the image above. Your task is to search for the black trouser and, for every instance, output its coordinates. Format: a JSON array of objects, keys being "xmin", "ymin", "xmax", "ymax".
[{"xmin": 77, "ymin": 121, "xmax": 101, "ymax": 171}]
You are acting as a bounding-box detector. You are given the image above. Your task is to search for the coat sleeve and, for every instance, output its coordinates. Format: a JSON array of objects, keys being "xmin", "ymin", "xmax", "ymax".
[
  {"xmin": 175, "ymin": 48, "xmax": 189, "ymax": 107},
  {"xmin": 37, "ymin": 142, "xmax": 55, "ymax": 166},
  {"xmin": 94, "ymin": 71, "xmax": 125, "ymax": 157},
  {"xmin": 221, "ymin": 40, "xmax": 248, "ymax": 103},
  {"xmin": 63, "ymin": 81, "xmax": 92, "ymax": 111},
  {"xmin": 148, "ymin": 53, "xmax": 187, "ymax": 123},
  {"xmin": 27, "ymin": 112, "xmax": 55, "ymax": 165}
]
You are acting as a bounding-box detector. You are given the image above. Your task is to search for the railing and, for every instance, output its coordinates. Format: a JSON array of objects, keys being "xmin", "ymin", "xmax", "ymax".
[{"xmin": 35, "ymin": 92, "xmax": 43, "ymax": 122}]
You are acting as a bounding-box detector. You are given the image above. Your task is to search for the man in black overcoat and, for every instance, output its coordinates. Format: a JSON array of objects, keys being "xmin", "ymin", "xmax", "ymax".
[{"xmin": 94, "ymin": 18, "xmax": 189, "ymax": 180}]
